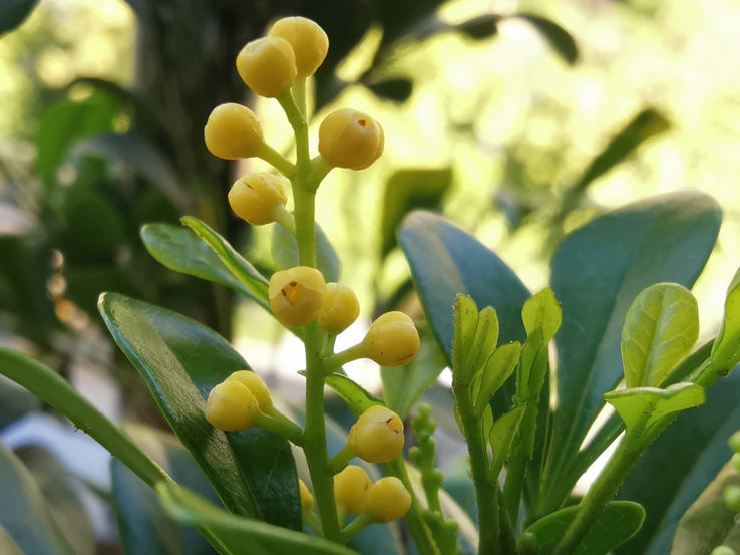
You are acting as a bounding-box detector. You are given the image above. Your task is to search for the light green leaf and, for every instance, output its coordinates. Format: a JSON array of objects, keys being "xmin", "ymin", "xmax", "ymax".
[
  {"xmin": 489, "ymin": 405, "xmax": 526, "ymax": 477},
  {"xmin": 517, "ymin": 327, "xmax": 548, "ymax": 402},
  {"xmin": 141, "ymin": 223, "xmax": 269, "ymax": 310},
  {"xmin": 0, "ymin": 440, "xmax": 76, "ymax": 555},
  {"xmin": 521, "ymin": 501, "xmax": 645, "ymax": 555},
  {"xmin": 324, "ymin": 373, "xmax": 383, "ymax": 417},
  {"xmin": 452, "ymin": 295, "xmax": 479, "ymax": 381},
  {"xmin": 604, "ymin": 382, "xmax": 705, "ymax": 433},
  {"xmin": 155, "ymin": 482, "xmax": 359, "ymax": 555},
  {"xmin": 180, "ymin": 216, "xmax": 271, "ymax": 308},
  {"xmin": 467, "ymin": 306, "xmax": 499, "ymax": 383},
  {"xmin": 272, "ymin": 222, "xmax": 340, "ymax": 282},
  {"xmin": 474, "ymin": 342, "xmax": 521, "ymax": 413},
  {"xmin": 521, "ymin": 287, "xmax": 562, "ymax": 342},
  {"xmin": 622, "ymin": 283, "xmax": 699, "ymax": 388},
  {"xmin": 711, "ymin": 266, "xmax": 740, "ymax": 370}
]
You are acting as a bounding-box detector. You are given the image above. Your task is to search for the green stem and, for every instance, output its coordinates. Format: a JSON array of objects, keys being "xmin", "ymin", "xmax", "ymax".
[
  {"xmin": 292, "ymin": 76, "xmax": 307, "ymax": 118},
  {"xmin": 341, "ymin": 513, "xmax": 372, "ymax": 543},
  {"xmin": 303, "ymin": 510, "xmax": 324, "ymax": 536},
  {"xmin": 257, "ymin": 408, "xmax": 304, "ymax": 446},
  {"xmin": 453, "ymin": 382, "xmax": 500, "ymax": 554},
  {"xmin": 272, "ymin": 205, "xmax": 296, "ymax": 236},
  {"xmin": 323, "ymin": 343, "xmax": 367, "ymax": 374},
  {"xmin": 293, "ymin": 185, "xmax": 317, "ymax": 267},
  {"xmin": 257, "ymin": 142, "xmax": 296, "ymax": 177},
  {"xmin": 329, "ymin": 443, "xmax": 357, "ymax": 474}
]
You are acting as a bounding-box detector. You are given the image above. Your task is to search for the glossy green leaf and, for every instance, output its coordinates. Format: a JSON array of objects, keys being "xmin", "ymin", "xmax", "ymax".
[
  {"xmin": 604, "ymin": 382, "xmax": 705, "ymax": 433},
  {"xmin": 98, "ymin": 293, "xmax": 300, "ymax": 529},
  {"xmin": 615, "ymin": 372, "xmax": 740, "ymax": 554},
  {"xmin": 141, "ymin": 223, "xmax": 269, "ymax": 310},
  {"xmin": 73, "ymin": 132, "xmax": 191, "ymax": 213},
  {"xmin": 380, "ymin": 168, "xmax": 452, "ymax": 257},
  {"xmin": 112, "ymin": 425, "xmax": 220, "ymax": 555},
  {"xmin": 324, "ymin": 373, "xmax": 383, "ymax": 417},
  {"xmin": 522, "ymin": 288, "xmax": 562, "ymax": 342},
  {"xmin": 515, "ymin": 13, "xmax": 578, "ymax": 64},
  {"xmin": 468, "ymin": 307, "xmax": 499, "ymax": 381},
  {"xmin": 489, "ymin": 405, "xmax": 526, "ymax": 476},
  {"xmin": 671, "ymin": 461, "xmax": 740, "ymax": 555},
  {"xmin": 517, "ymin": 327, "xmax": 549, "ymax": 403},
  {"xmin": 545, "ymin": 191, "xmax": 721, "ymax": 508},
  {"xmin": 272, "ymin": 222, "xmax": 340, "ymax": 282},
  {"xmin": 521, "ymin": 501, "xmax": 645, "ymax": 554},
  {"xmin": 381, "ymin": 327, "xmax": 447, "ymax": 419},
  {"xmin": 366, "ymin": 78, "xmax": 413, "ymax": 104},
  {"xmin": 474, "ymin": 342, "xmax": 521, "ymax": 413},
  {"xmin": 156, "ymin": 482, "xmax": 358, "ymax": 555},
  {"xmin": 180, "ymin": 216, "xmax": 270, "ymax": 308},
  {"xmin": 622, "ymin": 283, "xmax": 699, "ymax": 388},
  {"xmin": 712, "ymin": 266, "xmax": 740, "ymax": 370},
  {"xmin": 0, "ymin": 347, "xmax": 167, "ymax": 488},
  {"xmin": 452, "ymin": 294, "xmax": 480, "ymax": 380},
  {"xmin": 0, "ymin": 440, "xmax": 76, "ymax": 555},
  {"xmin": 0, "ymin": 0, "xmax": 38, "ymax": 35},
  {"xmin": 401, "ymin": 212, "xmax": 530, "ymax": 362}
]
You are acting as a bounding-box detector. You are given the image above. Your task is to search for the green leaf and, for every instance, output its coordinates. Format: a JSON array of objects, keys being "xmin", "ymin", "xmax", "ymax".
[
  {"xmin": 615, "ymin": 372, "xmax": 740, "ymax": 554},
  {"xmin": 156, "ymin": 482, "xmax": 359, "ymax": 555},
  {"xmin": 474, "ymin": 342, "xmax": 521, "ymax": 413},
  {"xmin": 366, "ymin": 78, "xmax": 413, "ymax": 104},
  {"xmin": 400, "ymin": 211, "xmax": 530, "ymax": 362},
  {"xmin": 380, "ymin": 168, "xmax": 452, "ymax": 257},
  {"xmin": 180, "ymin": 216, "xmax": 271, "ymax": 309},
  {"xmin": 522, "ymin": 288, "xmax": 562, "ymax": 342},
  {"xmin": 36, "ymin": 94, "xmax": 118, "ymax": 185},
  {"xmin": 489, "ymin": 405, "xmax": 526, "ymax": 476},
  {"xmin": 98, "ymin": 293, "xmax": 300, "ymax": 529},
  {"xmin": 604, "ymin": 382, "xmax": 705, "ymax": 433},
  {"xmin": 545, "ymin": 191, "xmax": 721, "ymax": 508},
  {"xmin": 272, "ymin": 222, "xmax": 340, "ymax": 282},
  {"xmin": 712, "ymin": 266, "xmax": 740, "ymax": 370},
  {"xmin": 671, "ymin": 461, "xmax": 740, "ymax": 555},
  {"xmin": 0, "ymin": 347, "xmax": 167, "ymax": 488},
  {"xmin": 0, "ymin": 0, "xmax": 38, "ymax": 35},
  {"xmin": 515, "ymin": 13, "xmax": 579, "ymax": 65},
  {"xmin": 73, "ymin": 132, "xmax": 191, "ymax": 213},
  {"xmin": 467, "ymin": 307, "xmax": 499, "ymax": 382},
  {"xmin": 622, "ymin": 283, "xmax": 699, "ymax": 388},
  {"xmin": 324, "ymin": 373, "xmax": 383, "ymax": 417},
  {"xmin": 0, "ymin": 526, "xmax": 23, "ymax": 555},
  {"xmin": 452, "ymin": 294, "xmax": 480, "ymax": 380},
  {"xmin": 141, "ymin": 223, "xmax": 269, "ymax": 311},
  {"xmin": 521, "ymin": 501, "xmax": 645, "ymax": 554},
  {"xmin": 0, "ymin": 440, "xmax": 76, "ymax": 555},
  {"xmin": 111, "ymin": 425, "xmax": 220, "ymax": 555},
  {"xmin": 517, "ymin": 327, "xmax": 549, "ymax": 403}
]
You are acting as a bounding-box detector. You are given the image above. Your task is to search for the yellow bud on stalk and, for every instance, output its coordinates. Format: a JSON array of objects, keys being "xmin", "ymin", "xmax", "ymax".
[
  {"xmin": 237, "ymin": 36, "xmax": 297, "ymax": 98},
  {"xmin": 268, "ymin": 16, "xmax": 329, "ymax": 77},
  {"xmin": 269, "ymin": 266, "xmax": 327, "ymax": 327},
  {"xmin": 228, "ymin": 173, "xmax": 288, "ymax": 226},
  {"xmin": 363, "ymin": 477, "xmax": 411, "ymax": 523},
  {"xmin": 318, "ymin": 283, "xmax": 360, "ymax": 334},
  {"xmin": 334, "ymin": 465, "xmax": 372, "ymax": 515},
  {"xmin": 299, "ymin": 479, "xmax": 314, "ymax": 513},
  {"xmin": 225, "ymin": 370, "xmax": 273, "ymax": 410},
  {"xmin": 204, "ymin": 103, "xmax": 264, "ymax": 160},
  {"xmin": 362, "ymin": 311, "xmax": 420, "ymax": 367},
  {"xmin": 318, "ymin": 109, "xmax": 384, "ymax": 170},
  {"xmin": 205, "ymin": 380, "xmax": 260, "ymax": 431},
  {"xmin": 348, "ymin": 405, "xmax": 404, "ymax": 463}
]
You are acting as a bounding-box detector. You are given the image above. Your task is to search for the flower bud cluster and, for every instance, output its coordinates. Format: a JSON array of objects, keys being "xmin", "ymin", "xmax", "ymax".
[
  {"xmin": 348, "ymin": 405, "xmax": 405, "ymax": 464},
  {"xmin": 332, "ymin": 465, "xmax": 410, "ymax": 523},
  {"xmin": 205, "ymin": 370, "xmax": 272, "ymax": 432}
]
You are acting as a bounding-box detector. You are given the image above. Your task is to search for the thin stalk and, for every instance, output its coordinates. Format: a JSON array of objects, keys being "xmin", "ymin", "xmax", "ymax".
[
  {"xmin": 329, "ymin": 443, "xmax": 357, "ymax": 474},
  {"xmin": 323, "ymin": 343, "xmax": 367, "ymax": 374},
  {"xmin": 292, "ymin": 185, "xmax": 317, "ymax": 267},
  {"xmin": 453, "ymin": 383, "xmax": 500, "ymax": 554},
  {"xmin": 341, "ymin": 513, "xmax": 372, "ymax": 543},
  {"xmin": 257, "ymin": 142, "xmax": 296, "ymax": 177}
]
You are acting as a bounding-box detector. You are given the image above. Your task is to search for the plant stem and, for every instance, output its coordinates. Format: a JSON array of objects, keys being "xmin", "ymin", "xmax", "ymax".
[
  {"xmin": 257, "ymin": 142, "xmax": 296, "ymax": 177},
  {"xmin": 453, "ymin": 382, "xmax": 500, "ymax": 554},
  {"xmin": 329, "ymin": 443, "xmax": 357, "ymax": 474},
  {"xmin": 292, "ymin": 186, "xmax": 317, "ymax": 267},
  {"xmin": 341, "ymin": 513, "xmax": 372, "ymax": 543},
  {"xmin": 323, "ymin": 343, "xmax": 367, "ymax": 374}
]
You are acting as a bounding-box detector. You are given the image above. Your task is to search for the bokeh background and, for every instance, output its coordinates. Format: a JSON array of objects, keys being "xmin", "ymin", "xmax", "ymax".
[{"xmin": 1, "ymin": 0, "xmax": 740, "ymax": 552}]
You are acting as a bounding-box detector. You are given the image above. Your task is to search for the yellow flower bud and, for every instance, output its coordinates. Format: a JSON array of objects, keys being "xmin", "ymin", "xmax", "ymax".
[
  {"xmin": 236, "ymin": 36, "xmax": 297, "ymax": 98},
  {"xmin": 318, "ymin": 109, "xmax": 384, "ymax": 170},
  {"xmin": 299, "ymin": 479, "xmax": 314, "ymax": 513},
  {"xmin": 363, "ymin": 477, "xmax": 411, "ymax": 523},
  {"xmin": 348, "ymin": 405, "xmax": 404, "ymax": 463},
  {"xmin": 228, "ymin": 173, "xmax": 288, "ymax": 226},
  {"xmin": 334, "ymin": 465, "xmax": 372, "ymax": 515},
  {"xmin": 318, "ymin": 283, "xmax": 360, "ymax": 334},
  {"xmin": 362, "ymin": 311, "xmax": 420, "ymax": 367},
  {"xmin": 225, "ymin": 370, "xmax": 272, "ymax": 410},
  {"xmin": 205, "ymin": 380, "xmax": 259, "ymax": 431},
  {"xmin": 204, "ymin": 103, "xmax": 264, "ymax": 160},
  {"xmin": 269, "ymin": 266, "xmax": 326, "ymax": 327},
  {"xmin": 268, "ymin": 16, "xmax": 329, "ymax": 77}
]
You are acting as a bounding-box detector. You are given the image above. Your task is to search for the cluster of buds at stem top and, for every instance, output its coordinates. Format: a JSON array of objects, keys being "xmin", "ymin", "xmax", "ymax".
[
  {"xmin": 204, "ymin": 103, "xmax": 264, "ymax": 161},
  {"xmin": 333, "ymin": 466, "xmax": 410, "ymax": 524},
  {"xmin": 318, "ymin": 109, "xmax": 384, "ymax": 171},
  {"xmin": 348, "ymin": 405, "xmax": 404, "ymax": 464},
  {"xmin": 269, "ymin": 267, "xmax": 327, "ymax": 327},
  {"xmin": 228, "ymin": 173, "xmax": 288, "ymax": 226},
  {"xmin": 204, "ymin": 370, "xmax": 272, "ymax": 431},
  {"xmin": 318, "ymin": 283, "xmax": 360, "ymax": 334}
]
